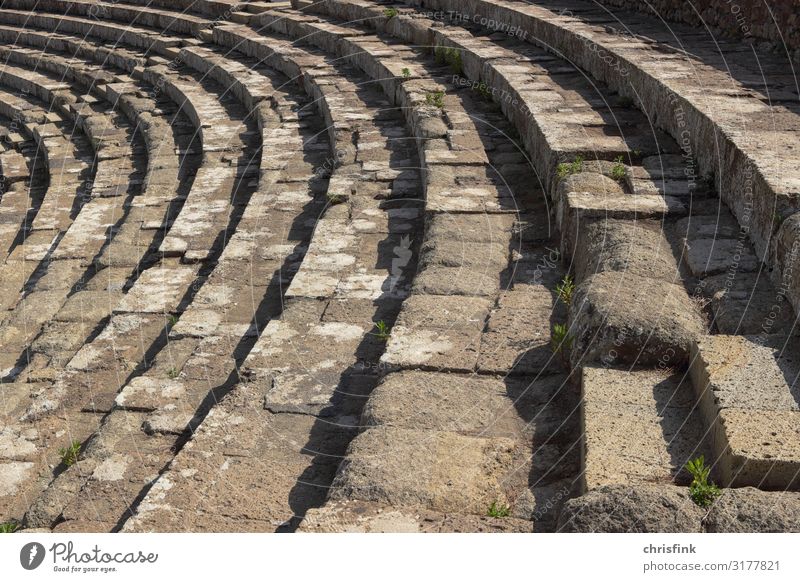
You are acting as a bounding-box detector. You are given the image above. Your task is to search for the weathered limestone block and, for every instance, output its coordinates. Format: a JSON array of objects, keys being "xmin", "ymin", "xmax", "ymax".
[
  {"xmin": 704, "ymin": 488, "xmax": 800, "ymax": 532},
  {"xmin": 581, "ymin": 367, "xmax": 712, "ymax": 492},
  {"xmin": 381, "ymin": 295, "xmax": 491, "ymax": 371},
  {"xmin": 299, "ymin": 499, "xmax": 533, "ymax": 532},
  {"xmin": 330, "ymin": 426, "xmax": 517, "ymax": 514},
  {"xmin": 570, "ymin": 271, "xmax": 705, "ymax": 366},
  {"xmin": 690, "ymin": 335, "xmax": 800, "ymax": 489},
  {"xmin": 557, "ymin": 485, "xmax": 704, "ymax": 532},
  {"xmin": 573, "ymin": 219, "xmax": 679, "ymax": 282}
]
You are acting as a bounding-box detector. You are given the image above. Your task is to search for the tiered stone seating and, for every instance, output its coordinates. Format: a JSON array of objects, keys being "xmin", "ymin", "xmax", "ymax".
[
  {"xmin": 123, "ymin": 37, "xmax": 424, "ymax": 533},
  {"xmin": 1, "ymin": 0, "xmax": 799, "ymax": 534}
]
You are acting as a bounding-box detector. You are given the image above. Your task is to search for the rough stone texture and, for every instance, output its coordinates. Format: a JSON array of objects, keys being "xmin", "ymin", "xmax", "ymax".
[
  {"xmin": 704, "ymin": 487, "xmax": 800, "ymax": 533},
  {"xmin": 381, "ymin": 296, "xmax": 492, "ymax": 371},
  {"xmin": 690, "ymin": 335, "xmax": 800, "ymax": 489},
  {"xmin": 582, "ymin": 367, "xmax": 712, "ymax": 492},
  {"xmin": 3, "ymin": 0, "xmax": 799, "ymax": 534},
  {"xmin": 594, "ymin": 0, "xmax": 800, "ymax": 66},
  {"xmin": 699, "ymin": 272, "xmax": 792, "ymax": 335},
  {"xmin": 299, "ymin": 499, "xmax": 534, "ymax": 532},
  {"xmin": 477, "ymin": 287, "xmax": 562, "ymax": 375},
  {"xmin": 557, "ymin": 485, "xmax": 705, "ymax": 533},
  {"xmin": 396, "ymin": 0, "xmax": 800, "ymax": 318},
  {"xmin": 676, "ymin": 214, "xmax": 759, "ymax": 277},
  {"xmin": 330, "ymin": 426, "xmax": 517, "ymax": 514},
  {"xmin": 559, "ymin": 191, "xmax": 685, "ymax": 260},
  {"xmin": 573, "ymin": 219, "xmax": 679, "ymax": 283},
  {"xmin": 363, "ymin": 371, "xmax": 571, "ymax": 445},
  {"xmin": 570, "ymin": 271, "xmax": 706, "ymax": 367}
]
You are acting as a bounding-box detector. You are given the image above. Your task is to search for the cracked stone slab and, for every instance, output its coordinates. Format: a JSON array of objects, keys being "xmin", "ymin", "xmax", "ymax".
[
  {"xmin": 363, "ymin": 370, "xmax": 571, "ymax": 444},
  {"xmin": 114, "ymin": 377, "xmax": 186, "ymax": 411},
  {"xmin": 123, "ymin": 386, "xmax": 352, "ymax": 531},
  {"xmin": 477, "ymin": 289, "xmax": 562, "ymax": 375}
]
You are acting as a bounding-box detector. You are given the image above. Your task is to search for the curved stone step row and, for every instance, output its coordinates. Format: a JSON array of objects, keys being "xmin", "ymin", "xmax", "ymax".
[
  {"xmin": 314, "ymin": 0, "xmax": 800, "ymax": 476},
  {"xmin": 213, "ymin": 7, "xmax": 586, "ymax": 531},
  {"xmin": 0, "ymin": 88, "xmax": 90, "ymax": 281},
  {"xmin": 0, "ymin": 28, "xmax": 204, "ymax": 384},
  {"xmin": 0, "ymin": 25, "xmax": 270, "ymax": 527},
  {"xmin": 383, "ymin": 0, "xmax": 800, "ymax": 323},
  {"xmin": 0, "ymin": 55, "xmax": 152, "ymax": 381},
  {"xmin": 343, "ymin": 0, "xmax": 800, "ymax": 522},
  {"xmin": 0, "ymin": 79, "xmax": 142, "ymax": 523},
  {"xmin": 26, "ymin": 87, "xmax": 333, "ymax": 533},
  {"xmin": 0, "ymin": 0, "xmax": 210, "ymax": 36},
  {"xmin": 0, "ymin": 8, "xmax": 185, "ymax": 54},
  {"xmin": 0, "ymin": 10, "xmax": 261, "ymax": 266},
  {"xmin": 0, "ymin": 15, "xmax": 261, "ymax": 267},
  {"xmin": 113, "ymin": 0, "xmax": 250, "ymax": 18},
  {"xmin": 0, "ymin": 85, "xmax": 123, "ymax": 377},
  {"xmin": 0, "ymin": 8, "xmax": 416, "ymax": 532},
  {"xmin": 279, "ymin": 1, "xmax": 800, "ymax": 529},
  {"xmin": 3, "ymin": 0, "xmax": 793, "ymax": 532},
  {"xmin": 287, "ymin": 0, "xmax": 717, "ymax": 365},
  {"xmin": 0, "ymin": 118, "xmax": 48, "ymax": 261},
  {"xmin": 3, "ymin": 0, "xmax": 268, "ymax": 23},
  {"xmin": 120, "ymin": 32, "xmax": 426, "ymax": 533},
  {"xmin": 0, "ymin": 22, "xmax": 199, "ymax": 268}
]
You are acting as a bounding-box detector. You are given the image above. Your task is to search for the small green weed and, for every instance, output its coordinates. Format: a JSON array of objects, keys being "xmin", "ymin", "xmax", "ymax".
[
  {"xmin": 425, "ymin": 90, "xmax": 445, "ymax": 109},
  {"xmin": 556, "ymin": 275, "xmax": 575, "ymax": 305},
  {"xmin": 383, "ymin": 7, "xmax": 398, "ymax": 19},
  {"xmin": 434, "ymin": 45, "xmax": 463, "ymax": 75},
  {"xmin": 488, "ymin": 501, "xmax": 511, "ymax": 518},
  {"xmin": 373, "ymin": 320, "xmax": 391, "ymax": 341},
  {"xmin": 59, "ymin": 440, "xmax": 81, "ymax": 467},
  {"xmin": 0, "ymin": 522, "xmax": 19, "ymax": 533},
  {"xmin": 401, "ymin": 67, "xmax": 411, "ymax": 79},
  {"xmin": 551, "ymin": 323, "xmax": 573, "ymax": 368},
  {"xmin": 167, "ymin": 367, "xmax": 180, "ymax": 379},
  {"xmin": 611, "ymin": 155, "xmax": 626, "ymax": 181},
  {"xmin": 686, "ymin": 455, "xmax": 721, "ymax": 508},
  {"xmin": 556, "ymin": 156, "xmax": 583, "ymax": 180},
  {"xmin": 327, "ymin": 191, "xmax": 346, "ymax": 205}
]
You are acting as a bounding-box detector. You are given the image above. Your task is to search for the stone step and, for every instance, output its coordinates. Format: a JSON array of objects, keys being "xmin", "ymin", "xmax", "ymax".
[
  {"xmin": 0, "ymin": 0, "xmax": 210, "ymax": 36},
  {"xmin": 122, "ymin": 53, "xmax": 425, "ymax": 531},
  {"xmin": 24, "ymin": 84, "xmax": 334, "ymax": 531},
  {"xmin": 689, "ymin": 334, "xmax": 800, "ymax": 489},
  {"xmin": 299, "ymin": 499, "xmax": 534, "ymax": 532},
  {"xmin": 378, "ymin": 0, "xmax": 800, "ymax": 323},
  {"xmin": 580, "ymin": 366, "xmax": 714, "ymax": 494}
]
